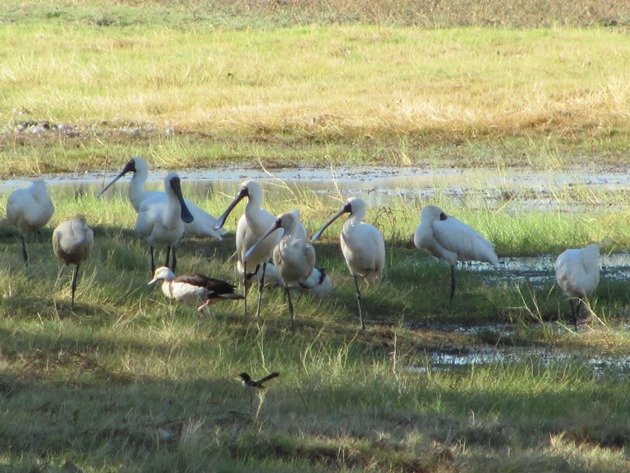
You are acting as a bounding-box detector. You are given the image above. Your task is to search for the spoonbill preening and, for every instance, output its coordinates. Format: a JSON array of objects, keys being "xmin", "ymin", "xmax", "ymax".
[
  {"xmin": 149, "ymin": 266, "xmax": 244, "ymax": 312},
  {"xmin": 6, "ymin": 180, "xmax": 54, "ymax": 265},
  {"xmin": 312, "ymin": 197, "xmax": 385, "ymax": 330},
  {"xmin": 414, "ymin": 205, "xmax": 499, "ymax": 302},
  {"xmin": 98, "ymin": 157, "xmax": 224, "ymax": 240},
  {"xmin": 214, "ymin": 180, "xmax": 281, "ymax": 318},
  {"xmin": 52, "ymin": 214, "xmax": 94, "ymax": 307},
  {"xmin": 245, "ymin": 211, "xmax": 316, "ymax": 331},
  {"xmin": 135, "ymin": 172, "xmax": 194, "ymax": 273},
  {"xmin": 554, "ymin": 244, "xmax": 600, "ymax": 329}
]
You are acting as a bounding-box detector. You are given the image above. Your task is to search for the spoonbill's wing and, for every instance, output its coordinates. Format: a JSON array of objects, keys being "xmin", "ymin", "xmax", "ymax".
[{"xmin": 432, "ymin": 217, "xmax": 498, "ymax": 265}]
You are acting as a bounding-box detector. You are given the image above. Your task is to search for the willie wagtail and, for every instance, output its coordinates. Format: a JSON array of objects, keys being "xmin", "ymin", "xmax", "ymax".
[{"xmin": 238, "ymin": 372, "xmax": 279, "ymax": 389}]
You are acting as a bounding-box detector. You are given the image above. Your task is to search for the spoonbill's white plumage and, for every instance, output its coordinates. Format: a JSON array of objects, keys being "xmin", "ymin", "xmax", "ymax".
[
  {"xmin": 554, "ymin": 244, "xmax": 600, "ymax": 328},
  {"xmin": 135, "ymin": 172, "xmax": 194, "ymax": 274},
  {"xmin": 414, "ymin": 205, "xmax": 499, "ymax": 302},
  {"xmin": 149, "ymin": 266, "xmax": 244, "ymax": 312},
  {"xmin": 52, "ymin": 214, "xmax": 94, "ymax": 307},
  {"xmin": 245, "ymin": 211, "xmax": 316, "ymax": 330},
  {"xmin": 6, "ymin": 180, "xmax": 54, "ymax": 264},
  {"xmin": 214, "ymin": 180, "xmax": 281, "ymax": 318},
  {"xmin": 98, "ymin": 157, "xmax": 224, "ymax": 240},
  {"xmin": 312, "ymin": 197, "xmax": 385, "ymax": 330}
]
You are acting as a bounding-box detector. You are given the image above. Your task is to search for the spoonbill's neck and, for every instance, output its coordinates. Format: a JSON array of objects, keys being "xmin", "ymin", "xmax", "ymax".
[{"xmin": 129, "ymin": 169, "xmax": 149, "ymax": 211}]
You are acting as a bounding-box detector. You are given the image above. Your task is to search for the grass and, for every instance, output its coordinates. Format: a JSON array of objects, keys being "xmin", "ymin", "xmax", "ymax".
[
  {"xmin": 0, "ymin": 1, "xmax": 628, "ymax": 470},
  {"xmin": 0, "ymin": 1, "xmax": 628, "ymax": 174},
  {"xmin": 0, "ymin": 186, "xmax": 628, "ymax": 472}
]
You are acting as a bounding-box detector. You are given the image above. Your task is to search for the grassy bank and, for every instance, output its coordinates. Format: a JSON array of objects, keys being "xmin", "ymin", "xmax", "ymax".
[
  {"xmin": 0, "ymin": 2, "xmax": 628, "ymax": 174},
  {"xmin": 0, "ymin": 188, "xmax": 629, "ymax": 472}
]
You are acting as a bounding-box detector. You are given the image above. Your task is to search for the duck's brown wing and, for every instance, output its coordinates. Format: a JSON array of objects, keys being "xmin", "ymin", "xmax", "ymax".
[{"xmin": 174, "ymin": 274, "xmax": 237, "ymax": 294}]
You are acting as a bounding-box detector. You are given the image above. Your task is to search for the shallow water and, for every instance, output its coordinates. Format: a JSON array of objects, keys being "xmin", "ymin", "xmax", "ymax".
[
  {"xmin": 407, "ymin": 347, "xmax": 630, "ymax": 379},
  {"xmin": 445, "ymin": 253, "xmax": 630, "ymax": 285},
  {"xmin": 2, "ymin": 165, "xmax": 629, "ymax": 212}
]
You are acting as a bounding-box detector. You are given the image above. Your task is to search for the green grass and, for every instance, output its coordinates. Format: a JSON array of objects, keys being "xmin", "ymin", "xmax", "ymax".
[
  {"xmin": 0, "ymin": 187, "xmax": 628, "ymax": 472},
  {"xmin": 0, "ymin": 1, "xmax": 628, "ymax": 174},
  {"xmin": 0, "ymin": 2, "xmax": 628, "ymax": 470}
]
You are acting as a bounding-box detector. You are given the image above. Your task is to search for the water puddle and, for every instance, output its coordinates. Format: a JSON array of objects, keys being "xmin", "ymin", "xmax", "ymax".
[
  {"xmin": 1, "ymin": 165, "xmax": 628, "ymax": 212},
  {"xmin": 457, "ymin": 253, "xmax": 630, "ymax": 285},
  {"xmin": 407, "ymin": 347, "xmax": 630, "ymax": 379}
]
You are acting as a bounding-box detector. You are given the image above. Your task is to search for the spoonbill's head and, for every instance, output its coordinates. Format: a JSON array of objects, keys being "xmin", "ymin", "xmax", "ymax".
[
  {"xmin": 72, "ymin": 214, "xmax": 88, "ymax": 225},
  {"xmin": 164, "ymin": 172, "xmax": 194, "ymax": 223},
  {"xmin": 214, "ymin": 179, "xmax": 263, "ymax": 230},
  {"xmin": 311, "ymin": 198, "xmax": 357, "ymax": 242},
  {"xmin": 243, "ymin": 211, "xmax": 298, "ymax": 261},
  {"xmin": 148, "ymin": 266, "xmax": 176, "ymax": 285},
  {"xmin": 420, "ymin": 205, "xmax": 448, "ymax": 223},
  {"xmin": 30, "ymin": 180, "xmax": 49, "ymax": 198},
  {"xmin": 97, "ymin": 156, "xmax": 147, "ymax": 198}
]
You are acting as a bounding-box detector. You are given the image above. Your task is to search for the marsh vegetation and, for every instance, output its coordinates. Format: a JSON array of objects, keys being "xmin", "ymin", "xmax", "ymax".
[{"xmin": 0, "ymin": 1, "xmax": 628, "ymax": 472}]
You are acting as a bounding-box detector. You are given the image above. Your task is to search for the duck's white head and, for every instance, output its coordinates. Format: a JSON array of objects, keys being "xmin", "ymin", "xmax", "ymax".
[{"xmin": 148, "ymin": 266, "xmax": 176, "ymax": 285}]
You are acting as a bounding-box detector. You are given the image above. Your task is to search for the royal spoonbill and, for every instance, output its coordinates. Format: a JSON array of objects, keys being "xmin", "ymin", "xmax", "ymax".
[
  {"xmin": 149, "ymin": 266, "xmax": 244, "ymax": 312},
  {"xmin": 312, "ymin": 197, "xmax": 385, "ymax": 330},
  {"xmin": 6, "ymin": 180, "xmax": 54, "ymax": 264},
  {"xmin": 98, "ymin": 157, "xmax": 224, "ymax": 239},
  {"xmin": 135, "ymin": 172, "xmax": 194, "ymax": 273},
  {"xmin": 52, "ymin": 214, "xmax": 94, "ymax": 307},
  {"xmin": 214, "ymin": 180, "xmax": 282, "ymax": 318},
  {"xmin": 554, "ymin": 244, "xmax": 600, "ymax": 329},
  {"xmin": 245, "ymin": 211, "xmax": 316, "ymax": 330},
  {"xmin": 414, "ymin": 205, "xmax": 499, "ymax": 302}
]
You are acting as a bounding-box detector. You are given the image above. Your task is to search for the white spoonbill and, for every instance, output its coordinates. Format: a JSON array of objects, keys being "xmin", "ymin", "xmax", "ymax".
[
  {"xmin": 214, "ymin": 180, "xmax": 282, "ymax": 318},
  {"xmin": 554, "ymin": 244, "xmax": 600, "ymax": 329},
  {"xmin": 135, "ymin": 172, "xmax": 194, "ymax": 274},
  {"xmin": 149, "ymin": 266, "xmax": 244, "ymax": 312},
  {"xmin": 245, "ymin": 211, "xmax": 316, "ymax": 330},
  {"xmin": 98, "ymin": 157, "xmax": 224, "ymax": 240},
  {"xmin": 6, "ymin": 180, "xmax": 54, "ymax": 264},
  {"xmin": 414, "ymin": 205, "xmax": 499, "ymax": 302},
  {"xmin": 312, "ymin": 197, "xmax": 385, "ymax": 330},
  {"xmin": 52, "ymin": 214, "xmax": 94, "ymax": 307}
]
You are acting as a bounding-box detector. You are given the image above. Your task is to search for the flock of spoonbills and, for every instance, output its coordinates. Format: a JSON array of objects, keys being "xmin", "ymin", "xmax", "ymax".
[{"xmin": 5, "ymin": 157, "xmax": 601, "ymax": 329}]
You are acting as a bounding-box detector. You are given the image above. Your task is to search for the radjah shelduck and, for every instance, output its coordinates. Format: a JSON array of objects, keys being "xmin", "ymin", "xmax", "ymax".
[
  {"xmin": 135, "ymin": 172, "xmax": 194, "ymax": 274},
  {"xmin": 414, "ymin": 205, "xmax": 499, "ymax": 302},
  {"xmin": 149, "ymin": 266, "xmax": 244, "ymax": 312},
  {"xmin": 245, "ymin": 210, "xmax": 316, "ymax": 331},
  {"xmin": 6, "ymin": 180, "xmax": 54, "ymax": 265},
  {"xmin": 312, "ymin": 197, "xmax": 385, "ymax": 330},
  {"xmin": 52, "ymin": 214, "xmax": 94, "ymax": 307},
  {"xmin": 554, "ymin": 244, "xmax": 600, "ymax": 329},
  {"xmin": 98, "ymin": 157, "xmax": 224, "ymax": 240},
  {"xmin": 214, "ymin": 180, "xmax": 282, "ymax": 318}
]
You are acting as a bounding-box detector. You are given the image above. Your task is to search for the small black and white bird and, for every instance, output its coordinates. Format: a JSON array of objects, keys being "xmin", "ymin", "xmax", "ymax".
[
  {"xmin": 149, "ymin": 266, "xmax": 244, "ymax": 312},
  {"xmin": 238, "ymin": 372, "xmax": 280, "ymax": 389}
]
